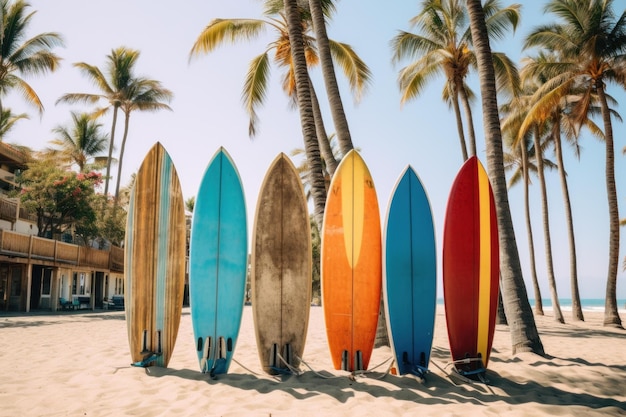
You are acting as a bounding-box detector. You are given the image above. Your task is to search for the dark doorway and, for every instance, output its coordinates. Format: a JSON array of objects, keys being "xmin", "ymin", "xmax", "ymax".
[
  {"xmin": 30, "ymin": 265, "xmax": 43, "ymax": 310},
  {"xmin": 94, "ymin": 272, "xmax": 104, "ymax": 309}
]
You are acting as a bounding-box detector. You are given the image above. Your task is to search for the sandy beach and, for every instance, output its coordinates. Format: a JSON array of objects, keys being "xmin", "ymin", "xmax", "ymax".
[{"xmin": 0, "ymin": 306, "xmax": 624, "ymax": 416}]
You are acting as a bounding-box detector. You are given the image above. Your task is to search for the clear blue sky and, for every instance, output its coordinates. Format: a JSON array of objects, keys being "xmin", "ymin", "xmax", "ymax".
[{"xmin": 6, "ymin": 1, "xmax": 625, "ymax": 302}]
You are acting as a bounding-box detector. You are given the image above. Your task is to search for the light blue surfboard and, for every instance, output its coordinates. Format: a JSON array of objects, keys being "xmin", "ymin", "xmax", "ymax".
[
  {"xmin": 189, "ymin": 147, "xmax": 248, "ymax": 376},
  {"xmin": 383, "ymin": 166, "xmax": 437, "ymax": 378}
]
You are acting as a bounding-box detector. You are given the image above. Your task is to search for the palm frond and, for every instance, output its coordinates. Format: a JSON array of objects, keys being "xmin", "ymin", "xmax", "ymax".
[
  {"xmin": 189, "ymin": 18, "xmax": 267, "ymax": 59},
  {"xmin": 242, "ymin": 52, "xmax": 271, "ymax": 137},
  {"xmin": 390, "ymin": 31, "xmax": 444, "ymax": 64},
  {"xmin": 328, "ymin": 40, "xmax": 371, "ymax": 102}
]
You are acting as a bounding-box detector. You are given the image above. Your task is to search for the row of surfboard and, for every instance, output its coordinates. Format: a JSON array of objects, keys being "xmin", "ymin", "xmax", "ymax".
[{"xmin": 125, "ymin": 142, "xmax": 499, "ymax": 379}]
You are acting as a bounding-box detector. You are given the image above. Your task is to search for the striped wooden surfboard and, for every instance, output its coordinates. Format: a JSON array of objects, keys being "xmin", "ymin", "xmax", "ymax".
[
  {"xmin": 322, "ymin": 150, "xmax": 382, "ymax": 372},
  {"xmin": 442, "ymin": 156, "xmax": 499, "ymax": 377},
  {"xmin": 189, "ymin": 147, "xmax": 248, "ymax": 376},
  {"xmin": 251, "ymin": 153, "xmax": 312, "ymax": 374},
  {"xmin": 125, "ymin": 142, "xmax": 186, "ymax": 368},
  {"xmin": 383, "ymin": 166, "xmax": 437, "ymax": 377}
]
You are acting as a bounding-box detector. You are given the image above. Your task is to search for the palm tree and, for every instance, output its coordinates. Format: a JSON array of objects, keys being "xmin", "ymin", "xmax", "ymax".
[
  {"xmin": 282, "ymin": 0, "xmax": 327, "ymax": 228},
  {"xmin": 465, "ymin": 0, "xmax": 544, "ymax": 355},
  {"xmin": 49, "ymin": 111, "xmax": 108, "ymax": 172},
  {"xmin": 308, "ymin": 0, "xmax": 356, "ymax": 156},
  {"xmin": 523, "ymin": 0, "xmax": 626, "ymax": 328},
  {"xmin": 185, "ymin": 197, "xmax": 195, "ymax": 213},
  {"xmin": 189, "ymin": 0, "xmax": 369, "ymax": 176},
  {"xmin": 113, "ymin": 78, "xmax": 172, "ymax": 203},
  {"xmin": 56, "ymin": 48, "xmax": 172, "ymax": 203},
  {"xmin": 391, "ymin": 0, "xmax": 520, "ymax": 161},
  {"xmin": 502, "ymin": 93, "xmax": 557, "ymax": 316},
  {"xmin": 0, "ymin": 108, "xmax": 28, "ymax": 140},
  {"xmin": 0, "ymin": 0, "xmax": 63, "ymax": 117},
  {"xmin": 0, "ymin": 0, "xmax": 63, "ymax": 114}
]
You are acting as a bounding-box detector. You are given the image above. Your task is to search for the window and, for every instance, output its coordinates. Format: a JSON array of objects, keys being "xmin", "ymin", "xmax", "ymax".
[
  {"xmin": 72, "ymin": 273, "xmax": 77, "ymax": 295},
  {"xmin": 79, "ymin": 273, "xmax": 85, "ymax": 295}
]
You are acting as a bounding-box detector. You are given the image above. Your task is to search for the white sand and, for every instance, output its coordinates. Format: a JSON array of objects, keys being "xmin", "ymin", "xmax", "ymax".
[{"xmin": 1, "ymin": 306, "xmax": 624, "ymax": 416}]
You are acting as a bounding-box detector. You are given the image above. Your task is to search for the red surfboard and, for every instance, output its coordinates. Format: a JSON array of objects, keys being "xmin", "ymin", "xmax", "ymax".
[{"xmin": 442, "ymin": 156, "xmax": 499, "ymax": 377}]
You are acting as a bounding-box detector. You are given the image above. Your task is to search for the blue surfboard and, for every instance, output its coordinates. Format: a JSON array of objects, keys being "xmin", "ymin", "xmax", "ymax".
[
  {"xmin": 383, "ymin": 166, "xmax": 437, "ymax": 377},
  {"xmin": 189, "ymin": 147, "xmax": 248, "ymax": 376}
]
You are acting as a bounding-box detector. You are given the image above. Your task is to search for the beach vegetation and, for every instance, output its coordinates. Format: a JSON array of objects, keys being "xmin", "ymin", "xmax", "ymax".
[
  {"xmin": 391, "ymin": 0, "xmax": 521, "ymax": 161},
  {"xmin": 0, "ymin": 108, "xmax": 29, "ymax": 141},
  {"xmin": 15, "ymin": 159, "xmax": 101, "ymax": 242},
  {"xmin": 0, "ymin": 0, "xmax": 64, "ymax": 119},
  {"xmin": 501, "ymin": 85, "xmax": 558, "ymax": 317},
  {"xmin": 47, "ymin": 111, "xmax": 109, "ymax": 173},
  {"xmin": 56, "ymin": 47, "xmax": 173, "ymax": 205},
  {"xmin": 522, "ymin": 0, "xmax": 626, "ymax": 328}
]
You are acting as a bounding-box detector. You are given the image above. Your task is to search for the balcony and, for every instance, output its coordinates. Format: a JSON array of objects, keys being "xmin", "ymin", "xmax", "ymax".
[{"xmin": 0, "ymin": 229, "xmax": 124, "ymax": 272}]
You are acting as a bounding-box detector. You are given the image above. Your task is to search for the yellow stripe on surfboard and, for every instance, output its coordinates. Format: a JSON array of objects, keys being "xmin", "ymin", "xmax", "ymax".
[
  {"xmin": 341, "ymin": 152, "xmax": 365, "ymax": 268},
  {"xmin": 476, "ymin": 162, "xmax": 492, "ymax": 362}
]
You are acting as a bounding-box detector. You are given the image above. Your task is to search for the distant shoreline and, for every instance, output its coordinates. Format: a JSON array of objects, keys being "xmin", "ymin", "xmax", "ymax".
[{"xmin": 436, "ymin": 298, "xmax": 626, "ymax": 313}]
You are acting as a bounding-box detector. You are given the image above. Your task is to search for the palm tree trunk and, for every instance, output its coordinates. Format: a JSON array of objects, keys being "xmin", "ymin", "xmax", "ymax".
[
  {"xmin": 452, "ymin": 84, "xmax": 469, "ymax": 161},
  {"xmin": 459, "ymin": 85, "xmax": 477, "ymax": 157},
  {"xmin": 534, "ymin": 127, "xmax": 565, "ymax": 324},
  {"xmin": 283, "ymin": 0, "xmax": 326, "ymax": 228},
  {"xmin": 308, "ymin": 0, "xmax": 353, "ymax": 156},
  {"xmin": 596, "ymin": 81, "xmax": 622, "ymax": 329},
  {"xmin": 552, "ymin": 123, "xmax": 583, "ymax": 321},
  {"xmin": 104, "ymin": 105, "xmax": 120, "ymax": 198},
  {"xmin": 309, "ymin": 80, "xmax": 338, "ymax": 176},
  {"xmin": 466, "ymin": 0, "xmax": 544, "ymax": 355},
  {"xmin": 114, "ymin": 111, "xmax": 131, "ymax": 205},
  {"xmin": 521, "ymin": 141, "xmax": 543, "ymax": 315}
]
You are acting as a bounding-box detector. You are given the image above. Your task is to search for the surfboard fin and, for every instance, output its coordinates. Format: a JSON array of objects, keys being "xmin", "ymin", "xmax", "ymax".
[
  {"xmin": 132, "ymin": 329, "xmax": 163, "ymax": 367},
  {"xmin": 341, "ymin": 350, "xmax": 349, "ymax": 371},
  {"xmin": 270, "ymin": 343, "xmax": 278, "ymax": 368},
  {"xmin": 217, "ymin": 336, "xmax": 227, "ymax": 359},
  {"xmin": 283, "ymin": 344, "xmax": 292, "ymax": 368},
  {"xmin": 140, "ymin": 329, "xmax": 150, "ymax": 354},
  {"xmin": 200, "ymin": 336, "xmax": 213, "ymax": 373},
  {"xmin": 156, "ymin": 330, "xmax": 162, "ymax": 354},
  {"xmin": 355, "ymin": 351, "xmax": 364, "ymax": 371}
]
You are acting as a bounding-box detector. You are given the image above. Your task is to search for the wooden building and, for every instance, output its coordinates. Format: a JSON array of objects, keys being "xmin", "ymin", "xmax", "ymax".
[{"xmin": 0, "ymin": 142, "xmax": 125, "ymax": 312}]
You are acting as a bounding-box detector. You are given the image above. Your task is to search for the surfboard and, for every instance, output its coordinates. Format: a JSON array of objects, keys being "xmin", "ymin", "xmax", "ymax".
[
  {"xmin": 383, "ymin": 166, "xmax": 437, "ymax": 378},
  {"xmin": 442, "ymin": 156, "xmax": 499, "ymax": 377},
  {"xmin": 321, "ymin": 149, "xmax": 382, "ymax": 372},
  {"xmin": 125, "ymin": 142, "xmax": 186, "ymax": 368},
  {"xmin": 189, "ymin": 147, "xmax": 248, "ymax": 376},
  {"xmin": 251, "ymin": 153, "xmax": 312, "ymax": 375}
]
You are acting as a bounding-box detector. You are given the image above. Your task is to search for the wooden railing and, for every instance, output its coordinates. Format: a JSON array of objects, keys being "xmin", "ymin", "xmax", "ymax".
[
  {"xmin": 0, "ymin": 229, "xmax": 124, "ymax": 272},
  {"xmin": 0, "ymin": 198, "xmax": 38, "ymax": 223}
]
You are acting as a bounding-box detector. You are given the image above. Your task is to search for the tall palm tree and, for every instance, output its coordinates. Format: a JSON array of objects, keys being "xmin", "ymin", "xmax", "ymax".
[
  {"xmin": 523, "ymin": 0, "xmax": 626, "ymax": 328},
  {"xmin": 282, "ymin": 0, "xmax": 327, "ymax": 228},
  {"xmin": 49, "ymin": 111, "xmax": 108, "ymax": 172},
  {"xmin": 113, "ymin": 78, "xmax": 172, "ymax": 203},
  {"xmin": 57, "ymin": 48, "xmax": 172, "ymax": 203},
  {"xmin": 0, "ymin": 0, "xmax": 63, "ymax": 117},
  {"xmin": 391, "ymin": 0, "xmax": 520, "ymax": 161},
  {"xmin": 56, "ymin": 47, "xmax": 139, "ymax": 198},
  {"xmin": 308, "ymin": 0, "xmax": 356, "ymax": 156},
  {"xmin": 502, "ymin": 93, "xmax": 557, "ymax": 316},
  {"xmin": 465, "ymin": 0, "xmax": 544, "ymax": 355},
  {"xmin": 0, "ymin": 108, "xmax": 28, "ymax": 140}
]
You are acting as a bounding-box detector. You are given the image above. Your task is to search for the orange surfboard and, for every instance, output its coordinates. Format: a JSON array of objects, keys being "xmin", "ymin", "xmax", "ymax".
[
  {"xmin": 321, "ymin": 150, "xmax": 382, "ymax": 371},
  {"xmin": 443, "ymin": 156, "xmax": 499, "ymax": 377}
]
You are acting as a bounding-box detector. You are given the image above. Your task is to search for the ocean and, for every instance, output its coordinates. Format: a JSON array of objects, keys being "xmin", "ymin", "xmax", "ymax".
[{"xmin": 436, "ymin": 298, "xmax": 626, "ymax": 313}]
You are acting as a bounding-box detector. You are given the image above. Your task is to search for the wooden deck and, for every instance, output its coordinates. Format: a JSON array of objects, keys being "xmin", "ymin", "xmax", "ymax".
[{"xmin": 0, "ymin": 229, "xmax": 123, "ymax": 272}]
